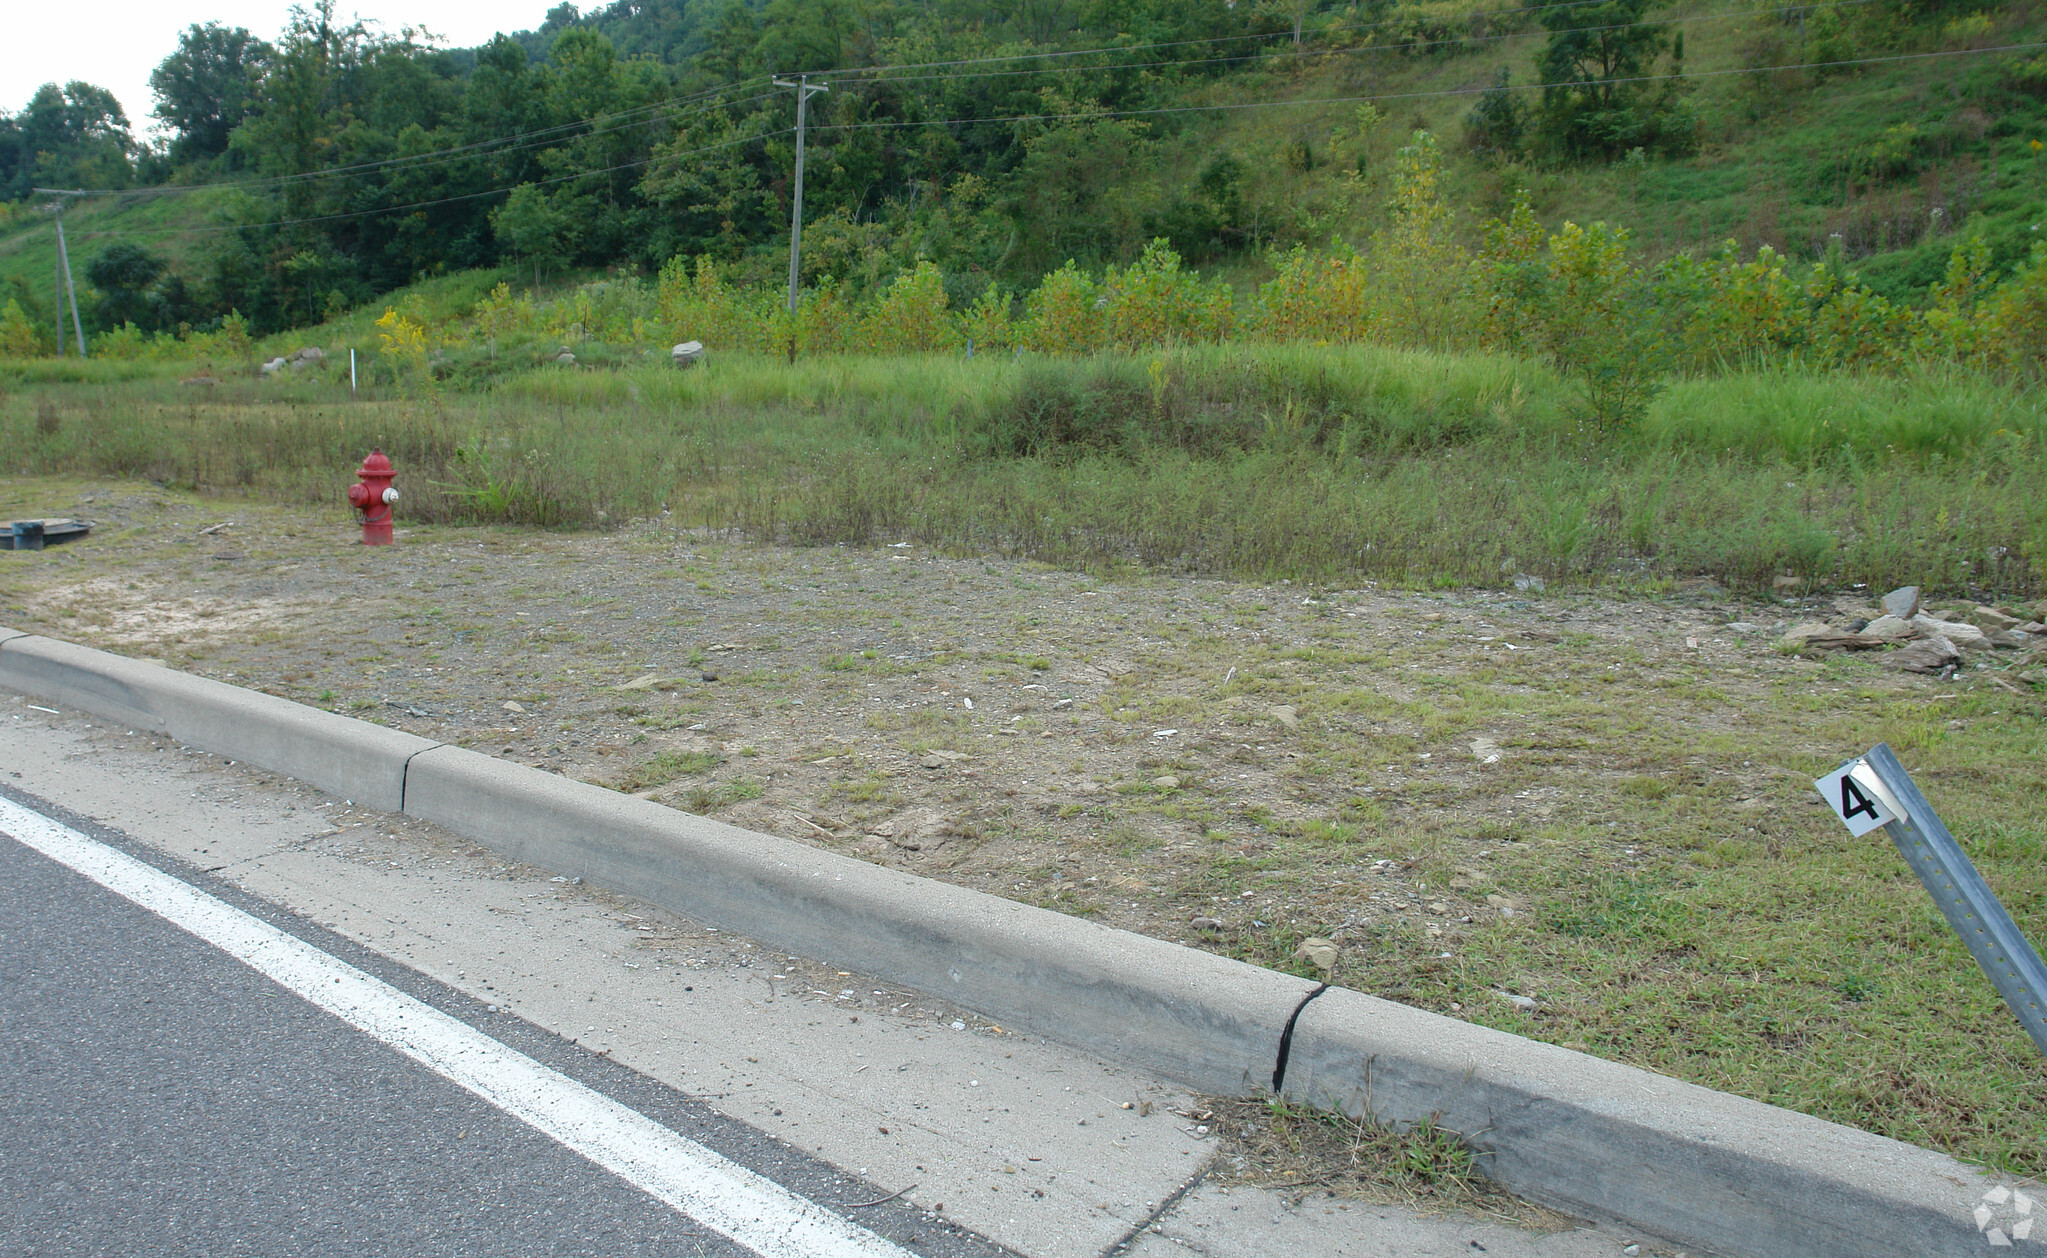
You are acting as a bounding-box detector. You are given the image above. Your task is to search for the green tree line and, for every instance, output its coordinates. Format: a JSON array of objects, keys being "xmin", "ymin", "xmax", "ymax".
[{"xmin": 0, "ymin": 0, "xmax": 2027, "ymax": 340}]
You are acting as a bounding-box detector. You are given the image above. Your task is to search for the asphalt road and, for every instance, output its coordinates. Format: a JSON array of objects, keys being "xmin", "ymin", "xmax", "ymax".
[{"xmin": 0, "ymin": 785, "xmax": 998, "ymax": 1258}]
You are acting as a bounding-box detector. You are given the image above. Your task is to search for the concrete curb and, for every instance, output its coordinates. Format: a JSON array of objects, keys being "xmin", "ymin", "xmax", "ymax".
[
  {"xmin": 1281, "ymin": 988, "xmax": 1988, "ymax": 1257},
  {"xmin": 0, "ymin": 628, "xmax": 2011, "ymax": 1256},
  {"xmin": 0, "ymin": 633, "xmax": 434, "ymax": 812},
  {"xmin": 401, "ymin": 743, "xmax": 1318, "ymax": 1096}
]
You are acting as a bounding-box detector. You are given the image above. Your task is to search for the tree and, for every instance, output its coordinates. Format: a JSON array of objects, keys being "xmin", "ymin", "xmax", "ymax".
[
  {"xmin": 1463, "ymin": 68, "xmax": 1526, "ymax": 160},
  {"xmin": 11, "ymin": 82, "xmax": 136, "ymax": 191},
  {"xmin": 87, "ymin": 243, "xmax": 169, "ymax": 331},
  {"xmin": 492, "ymin": 183, "xmax": 580, "ymax": 286},
  {"xmin": 150, "ymin": 23, "xmax": 273, "ymax": 162},
  {"xmin": 1533, "ymin": 0, "xmax": 1684, "ymax": 160}
]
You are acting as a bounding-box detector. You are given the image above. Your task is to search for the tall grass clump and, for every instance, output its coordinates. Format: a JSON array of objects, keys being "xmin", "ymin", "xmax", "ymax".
[{"xmin": 4, "ymin": 341, "xmax": 2041, "ymax": 597}]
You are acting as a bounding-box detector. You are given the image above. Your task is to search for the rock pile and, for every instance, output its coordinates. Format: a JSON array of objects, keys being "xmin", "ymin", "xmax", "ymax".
[
  {"xmin": 259, "ymin": 346, "xmax": 329, "ymax": 377},
  {"xmin": 1771, "ymin": 587, "xmax": 2047, "ymax": 675}
]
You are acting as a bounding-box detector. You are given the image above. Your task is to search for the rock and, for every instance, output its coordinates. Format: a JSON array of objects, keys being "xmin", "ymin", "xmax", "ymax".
[
  {"xmin": 292, "ymin": 346, "xmax": 326, "ymax": 363},
  {"xmin": 1780, "ymin": 623, "xmax": 1887, "ymax": 651},
  {"xmin": 1777, "ymin": 621, "xmax": 1836, "ymax": 647},
  {"xmin": 1512, "ymin": 573, "xmax": 1545, "ymax": 592},
  {"xmin": 1469, "ymin": 737, "xmax": 1501, "ymax": 764},
  {"xmin": 870, "ymin": 808, "xmax": 956, "ymax": 851},
  {"xmin": 1880, "ymin": 586, "xmax": 1922, "ymax": 619},
  {"xmin": 1884, "ymin": 635, "xmax": 1960, "ymax": 674},
  {"xmin": 1499, "ymin": 991, "xmax": 1538, "ymax": 1012},
  {"xmin": 1269, "ymin": 705, "xmax": 1299, "ymax": 730},
  {"xmin": 502, "ymin": 700, "xmax": 526, "ymax": 713},
  {"xmin": 555, "ymin": 350, "xmax": 577, "ymax": 365},
  {"xmin": 1862, "ymin": 614, "xmax": 1916, "ymax": 640},
  {"xmin": 671, "ymin": 340, "xmax": 705, "ymax": 366},
  {"xmin": 1972, "ymin": 605, "xmax": 2021, "ymax": 633},
  {"xmin": 1294, "ymin": 937, "xmax": 1339, "ymax": 973},
  {"xmin": 260, "ymin": 357, "xmax": 287, "ymax": 375},
  {"xmin": 1987, "ymin": 630, "xmax": 2033, "ymax": 649},
  {"xmin": 613, "ymin": 673, "xmax": 682, "ymax": 691},
  {"xmin": 920, "ymin": 754, "xmax": 948, "ymax": 770},
  {"xmin": 1911, "ymin": 615, "xmax": 1988, "ymax": 649},
  {"xmin": 1189, "ymin": 916, "xmax": 1224, "ymax": 931},
  {"xmin": 1777, "ymin": 621, "xmax": 1888, "ymax": 651},
  {"xmin": 1152, "ymin": 775, "xmax": 1181, "ymax": 789},
  {"xmin": 1771, "ymin": 574, "xmax": 1801, "ymax": 594},
  {"xmin": 1724, "ymin": 621, "xmax": 1762, "ymax": 633},
  {"xmin": 1485, "ymin": 893, "xmax": 1521, "ymax": 917},
  {"xmin": 1426, "ymin": 900, "xmax": 1449, "ymax": 914}
]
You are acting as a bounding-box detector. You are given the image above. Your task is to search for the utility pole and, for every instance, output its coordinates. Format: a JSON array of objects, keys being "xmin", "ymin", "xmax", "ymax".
[
  {"xmin": 36, "ymin": 190, "xmax": 89, "ymax": 358},
  {"xmin": 771, "ymin": 74, "xmax": 828, "ymax": 361}
]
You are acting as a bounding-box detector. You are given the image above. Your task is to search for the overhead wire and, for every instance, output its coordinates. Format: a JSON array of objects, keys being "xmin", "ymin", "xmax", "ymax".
[
  {"xmin": 808, "ymin": 42, "xmax": 2047, "ymax": 136},
  {"xmin": 807, "ymin": 0, "xmax": 1811, "ymax": 79},
  {"xmin": 831, "ymin": 0, "xmax": 1895, "ymax": 89},
  {"xmin": 70, "ymin": 126, "xmax": 793, "ymax": 238},
  {"xmin": 34, "ymin": 0, "xmax": 1902, "ymax": 208},
  {"xmin": 58, "ymin": 33, "xmax": 2040, "ymax": 240},
  {"xmin": 45, "ymin": 76, "xmax": 778, "ymax": 200}
]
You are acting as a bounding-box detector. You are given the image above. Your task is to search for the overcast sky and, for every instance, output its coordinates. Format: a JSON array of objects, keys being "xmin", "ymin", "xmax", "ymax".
[{"xmin": 2, "ymin": 2, "xmax": 540, "ymax": 140}]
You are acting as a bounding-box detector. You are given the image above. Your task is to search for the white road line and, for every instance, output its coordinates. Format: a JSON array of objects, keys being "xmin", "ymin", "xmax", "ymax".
[{"xmin": 0, "ymin": 795, "xmax": 913, "ymax": 1258}]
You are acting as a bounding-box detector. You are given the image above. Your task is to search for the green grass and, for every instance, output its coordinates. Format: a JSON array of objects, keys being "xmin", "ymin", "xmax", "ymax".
[
  {"xmin": 0, "ymin": 343, "xmax": 2041, "ymax": 596},
  {"xmin": 612, "ymin": 748, "xmax": 721, "ymax": 792}
]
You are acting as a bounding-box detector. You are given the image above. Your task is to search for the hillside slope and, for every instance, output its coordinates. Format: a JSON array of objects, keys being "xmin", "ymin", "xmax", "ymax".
[{"xmin": 2, "ymin": 0, "xmax": 2042, "ymax": 336}]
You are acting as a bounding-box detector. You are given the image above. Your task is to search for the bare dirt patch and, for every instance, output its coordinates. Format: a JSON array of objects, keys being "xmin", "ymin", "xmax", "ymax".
[{"xmin": 4, "ymin": 476, "xmax": 2045, "ymax": 1176}]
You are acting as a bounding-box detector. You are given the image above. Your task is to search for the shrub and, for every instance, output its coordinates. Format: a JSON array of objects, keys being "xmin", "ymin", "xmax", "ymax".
[
  {"xmin": 1, "ymin": 299, "xmax": 50, "ymax": 358},
  {"xmin": 1253, "ymin": 243, "xmax": 1375, "ymax": 344},
  {"xmin": 959, "ymin": 283, "xmax": 1017, "ymax": 352},
  {"xmin": 1365, "ymin": 132, "xmax": 1476, "ymax": 350},
  {"xmin": 1101, "ymin": 240, "xmax": 1234, "ymax": 348},
  {"xmin": 1535, "ymin": 221, "xmax": 1669, "ymax": 433},
  {"xmin": 1020, "ymin": 261, "xmax": 1106, "ymax": 354},
  {"xmin": 860, "ymin": 261, "xmax": 960, "ymax": 354}
]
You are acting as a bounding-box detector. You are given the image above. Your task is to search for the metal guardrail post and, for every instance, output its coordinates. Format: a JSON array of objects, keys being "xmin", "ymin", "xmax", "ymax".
[{"xmin": 1815, "ymin": 742, "xmax": 2047, "ymax": 1058}]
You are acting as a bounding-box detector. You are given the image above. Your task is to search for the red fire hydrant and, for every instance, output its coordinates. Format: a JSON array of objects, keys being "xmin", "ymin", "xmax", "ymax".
[{"xmin": 347, "ymin": 449, "xmax": 400, "ymax": 545}]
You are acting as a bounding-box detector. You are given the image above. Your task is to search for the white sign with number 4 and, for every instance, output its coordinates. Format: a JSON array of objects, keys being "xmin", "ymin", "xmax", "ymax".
[{"xmin": 1813, "ymin": 760, "xmax": 1898, "ymax": 836}]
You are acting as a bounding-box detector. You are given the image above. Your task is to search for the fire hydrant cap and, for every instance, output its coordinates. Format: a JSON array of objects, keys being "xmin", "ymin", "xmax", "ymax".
[{"xmin": 358, "ymin": 449, "xmax": 394, "ymax": 478}]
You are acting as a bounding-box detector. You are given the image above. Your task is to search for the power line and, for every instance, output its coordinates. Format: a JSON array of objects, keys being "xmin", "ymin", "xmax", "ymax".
[
  {"xmin": 61, "ymin": 39, "xmax": 2039, "ymax": 244},
  {"xmin": 46, "ymin": 78, "xmax": 777, "ymax": 201},
  {"xmin": 839, "ymin": 0, "xmax": 1892, "ymax": 90},
  {"xmin": 809, "ymin": 41, "xmax": 2047, "ymax": 136},
  {"xmin": 809, "ymin": 0, "xmax": 1768, "ymax": 80},
  {"xmin": 34, "ymin": 0, "xmax": 1858, "ymax": 213},
  {"xmin": 70, "ymin": 127, "xmax": 791, "ymax": 239}
]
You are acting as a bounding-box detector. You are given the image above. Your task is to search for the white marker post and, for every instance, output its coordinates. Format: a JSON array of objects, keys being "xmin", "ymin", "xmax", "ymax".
[{"xmin": 1816, "ymin": 743, "xmax": 2047, "ymax": 1058}]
